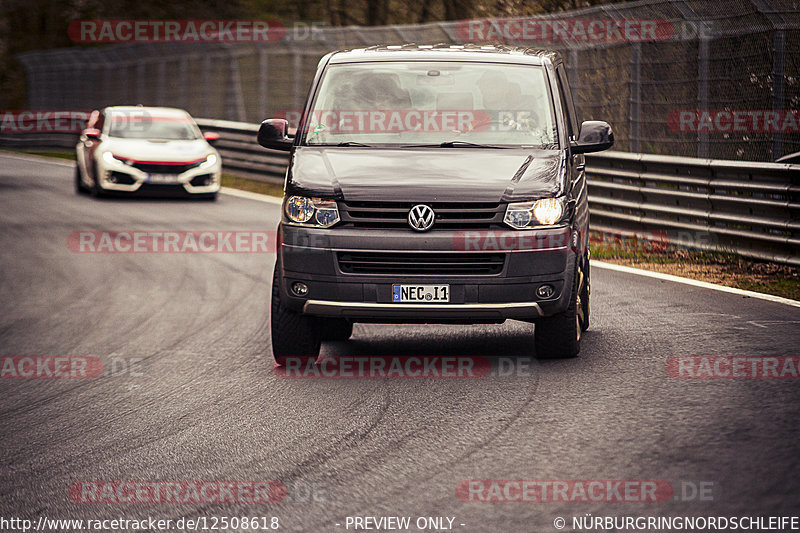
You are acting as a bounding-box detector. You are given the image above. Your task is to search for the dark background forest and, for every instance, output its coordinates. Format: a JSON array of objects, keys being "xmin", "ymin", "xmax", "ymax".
[{"xmin": 0, "ymin": 0, "xmax": 627, "ymax": 108}]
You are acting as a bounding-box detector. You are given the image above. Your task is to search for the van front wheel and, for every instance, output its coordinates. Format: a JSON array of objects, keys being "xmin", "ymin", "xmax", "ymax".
[
  {"xmin": 534, "ymin": 265, "xmax": 584, "ymax": 359},
  {"xmin": 270, "ymin": 262, "xmax": 321, "ymax": 366}
]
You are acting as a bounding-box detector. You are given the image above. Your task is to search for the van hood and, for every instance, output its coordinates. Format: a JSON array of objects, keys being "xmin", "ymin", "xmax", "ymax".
[{"xmin": 287, "ymin": 146, "xmax": 565, "ymax": 202}]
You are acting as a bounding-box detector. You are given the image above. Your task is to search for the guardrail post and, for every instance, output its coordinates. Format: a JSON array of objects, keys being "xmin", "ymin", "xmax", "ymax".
[
  {"xmin": 202, "ymin": 55, "xmax": 211, "ymax": 115},
  {"xmin": 293, "ymin": 51, "xmax": 303, "ymax": 114},
  {"xmin": 120, "ymin": 64, "xmax": 129, "ymax": 106},
  {"xmin": 102, "ymin": 66, "xmax": 113, "ymax": 108},
  {"xmin": 88, "ymin": 66, "xmax": 96, "ymax": 108},
  {"xmin": 750, "ymin": 0, "xmax": 787, "ymax": 161},
  {"xmin": 258, "ymin": 48, "xmax": 269, "ymax": 119},
  {"xmin": 697, "ymin": 34, "xmax": 710, "ymax": 158},
  {"xmin": 157, "ymin": 60, "xmax": 167, "ymax": 106},
  {"xmin": 568, "ymin": 49, "xmax": 580, "ymax": 96},
  {"xmin": 771, "ymin": 29, "xmax": 786, "ymax": 160},
  {"xmin": 24, "ymin": 65, "xmax": 37, "ymax": 109},
  {"xmin": 629, "ymin": 42, "xmax": 641, "ymax": 153},
  {"xmin": 136, "ymin": 62, "xmax": 145, "ymax": 106},
  {"xmin": 227, "ymin": 50, "xmax": 247, "ymax": 122},
  {"xmin": 179, "ymin": 58, "xmax": 189, "ymax": 110}
]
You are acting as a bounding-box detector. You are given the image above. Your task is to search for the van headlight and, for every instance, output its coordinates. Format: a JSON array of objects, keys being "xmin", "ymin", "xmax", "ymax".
[
  {"xmin": 504, "ymin": 198, "xmax": 565, "ymax": 229},
  {"xmin": 284, "ymin": 196, "xmax": 340, "ymax": 228}
]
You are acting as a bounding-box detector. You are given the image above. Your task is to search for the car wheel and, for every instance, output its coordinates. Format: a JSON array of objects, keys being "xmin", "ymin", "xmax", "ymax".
[
  {"xmin": 270, "ymin": 261, "xmax": 320, "ymax": 366},
  {"xmin": 74, "ymin": 164, "xmax": 89, "ymax": 195},
  {"xmin": 319, "ymin": 318, "xmax": 353, "ymax": 341},
  {"xmin": 91, "ymin": 164, "xmax": 105, "ymax": 198},
  {"xmin": 534, "ymin": 264, "xmax": 583, "ymax": 359},
  {"xmin": 580, "ymin": 258, "xmax": 590, "ymax": 332}
]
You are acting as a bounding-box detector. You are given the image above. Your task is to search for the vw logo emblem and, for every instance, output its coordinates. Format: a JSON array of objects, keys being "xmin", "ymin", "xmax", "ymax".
[{"xmin": 408, "ymin": 204, "xmax": 435, "ymax": 232}]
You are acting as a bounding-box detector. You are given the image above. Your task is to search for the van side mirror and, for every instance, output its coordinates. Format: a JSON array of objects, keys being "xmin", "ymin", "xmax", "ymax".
[
  {"xmin": 203, "ymin": 131, "xmax": 220, "ymax": 144},
  {"xmin": 570, "ymin": 121, "xmax": 614, "ymax": 154},
  {"xmin": 82, "ymin": 128, "xmax": 101, "ymax": 140},
  {"xmin": 257, "ymin": 119, "xmax": 292, "ymax": 151}
]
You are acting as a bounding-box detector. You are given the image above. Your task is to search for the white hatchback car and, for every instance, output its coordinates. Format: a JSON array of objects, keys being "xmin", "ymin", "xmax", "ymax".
[{"xmin": 75, "ymin": 106, "xmax": 221, "ymax": 199}]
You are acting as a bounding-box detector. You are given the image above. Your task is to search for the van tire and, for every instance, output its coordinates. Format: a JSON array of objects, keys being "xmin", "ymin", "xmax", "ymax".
[
  {"xmin": 534, "ymin": 265, "xmax": 583, "ymax": 359},
  {"xmin": 271, "ymin": 261, "xmax": 320, "ymax": 366}
]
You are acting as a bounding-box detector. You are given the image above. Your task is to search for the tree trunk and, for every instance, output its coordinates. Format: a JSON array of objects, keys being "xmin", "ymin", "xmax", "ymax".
[
  {"xmin": 442, "ymin": 0, "xmax": 474, "ymax": 21},
  {"xmin": 419, "ymin": 0, "xmax": 433, "ymax": 23}
]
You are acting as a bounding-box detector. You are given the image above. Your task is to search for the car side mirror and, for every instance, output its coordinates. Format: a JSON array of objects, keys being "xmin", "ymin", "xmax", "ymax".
[
  {"xmin": 203, "ymin": 131, "xmax": 220, "ymax": 144},
  {"xmin": 570, "ymin": 121, "xmax": 614, "ymax": 154},
  {"xmin": 83, "ymin": 128, "xmax": 101, "ymax": 140},
  {"xmin": 257, "ymin": 119, "xmax": 292, "ymax": 151}
]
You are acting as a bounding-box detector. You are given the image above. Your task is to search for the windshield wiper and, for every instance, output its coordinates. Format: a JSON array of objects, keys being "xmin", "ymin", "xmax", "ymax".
[
  {"xmin": 441, "ymin": 140, "xmax": 507, "ymax": 148},
  {"xmin": 306, "ymin": 141, "xmax": 373, "ymax": 147},
  {"xmin": 403, "ymin": 141, "xmax": 509, "ymax": 149}
]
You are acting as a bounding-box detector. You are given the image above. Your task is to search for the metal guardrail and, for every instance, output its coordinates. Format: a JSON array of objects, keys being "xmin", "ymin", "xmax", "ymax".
[
  {"xmin": 197, "ymin": 120, "xmax": 800, "ymax": 266},
  {"xmin": 584, "ymin": 152, "xmax": 800, "ymax": 267},
  {"xmin": 0, "ymin": 132, "xmax": 78, "ymax": 151},
  {"xmin": 3, "ymin": 120, "xmax": 798, "ymax": 266},
  {"xmin": 195, "ymin": 119, "xmax": 288, "ymax": 183}
]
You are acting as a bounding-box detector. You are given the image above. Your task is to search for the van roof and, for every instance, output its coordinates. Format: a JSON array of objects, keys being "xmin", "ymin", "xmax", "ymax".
[{"xmin": 327, "ymin": 44, "xmax": 560, "ymax": 65}]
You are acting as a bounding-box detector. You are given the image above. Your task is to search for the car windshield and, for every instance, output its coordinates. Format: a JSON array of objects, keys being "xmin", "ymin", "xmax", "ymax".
[
  {"xmin": 107, "ymin": 112, "xmax": 201, "ymax": 140},
  {"xmin": 303, "ymin": 61, "xmax": 557, "ymax": 147}
]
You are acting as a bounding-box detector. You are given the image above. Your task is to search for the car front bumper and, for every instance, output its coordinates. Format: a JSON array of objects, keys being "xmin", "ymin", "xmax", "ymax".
[
  {"xmin": 277, "ymin": 224, "xmax": 579, "ymax": 323},
  {"xmin": 96, "ymin": 158, "xmax": 221, "ymax": 195}
]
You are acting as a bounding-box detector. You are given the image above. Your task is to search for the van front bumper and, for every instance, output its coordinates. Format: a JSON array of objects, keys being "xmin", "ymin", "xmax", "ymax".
[{"xmin": 277, "ymin": 224, "xmax": 579, "ymax": 323}]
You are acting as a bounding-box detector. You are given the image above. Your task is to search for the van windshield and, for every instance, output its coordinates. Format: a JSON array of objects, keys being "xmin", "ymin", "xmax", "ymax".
[{"xmin": 303, "ymin": 61, "xmax": 557, "ymax": 147}]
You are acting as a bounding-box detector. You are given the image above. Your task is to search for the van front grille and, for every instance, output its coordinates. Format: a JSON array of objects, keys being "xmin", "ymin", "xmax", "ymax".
[
  {"xmin": 339, "ymin": 201, "xmax": 503, "ymax": 230},
  {"xmin": 337, "ymin": 251, "xmax": 505, "ymax": 275}
]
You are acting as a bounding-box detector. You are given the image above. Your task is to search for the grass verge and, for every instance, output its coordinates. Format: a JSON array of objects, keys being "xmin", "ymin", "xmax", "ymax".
[
  {"xmin": 221, "ymin": 174, "xmax": 283, "ymax": 197},
  {"xmin": 590, "ymin": 233, "xmax": 799, "ymax": 301}
]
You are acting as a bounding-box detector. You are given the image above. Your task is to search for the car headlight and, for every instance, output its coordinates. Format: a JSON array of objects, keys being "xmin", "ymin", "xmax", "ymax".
[
  {"xmin": 199, "ymin": 154, "xmax": 218, "ymax": 169},
  {"xmin": 284, "ymin": 196, "xmax": 340, "ymax": 228},
  {"xmin": 504, "ymin": 198, "xmax": 565, "ymax": 229}
]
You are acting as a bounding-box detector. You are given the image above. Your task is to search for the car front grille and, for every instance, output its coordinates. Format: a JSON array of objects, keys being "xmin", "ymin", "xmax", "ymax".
[
  {"xmin": 131, "ymin": 161, "xmax": 202, "ymax": 174},
  {"xmin": 135, "ymin": 184, "xmax": 189, "ymax": 195},
  {"xmin": 339, "ymin": 201, "xmax": 503, "ymax": 230},
  {"xmin": 337, "ymin": 251, "xmax": 505, "ymax": 275}
]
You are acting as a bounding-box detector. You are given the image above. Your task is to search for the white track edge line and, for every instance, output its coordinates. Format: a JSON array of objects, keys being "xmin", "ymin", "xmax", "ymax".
[
  {"xmin": 220, "ymin": 186, "xmax": 282, "ymax": 204},
  {"xmin": 593, "ymin": 260, "xmax": 800, "ymax": 308}
]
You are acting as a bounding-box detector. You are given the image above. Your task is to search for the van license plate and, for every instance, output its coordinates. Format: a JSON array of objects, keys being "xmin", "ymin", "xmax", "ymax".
[{"xmin": 392, "ymin": 284, "xmax": 449, "ymax": 303}]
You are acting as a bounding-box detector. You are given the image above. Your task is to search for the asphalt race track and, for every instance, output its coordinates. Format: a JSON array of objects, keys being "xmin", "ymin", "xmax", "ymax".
[{"xmin": 1, "ymin": 153, "xmax": 799, "ymax": 532}]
